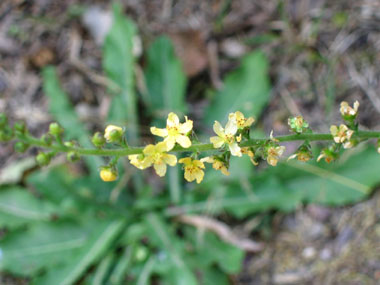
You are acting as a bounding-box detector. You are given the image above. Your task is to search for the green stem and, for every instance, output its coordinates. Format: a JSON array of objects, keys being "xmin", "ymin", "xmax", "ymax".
[{"xmin": 17, "ymin": 131, "xmax": 380, "ymax": 157}]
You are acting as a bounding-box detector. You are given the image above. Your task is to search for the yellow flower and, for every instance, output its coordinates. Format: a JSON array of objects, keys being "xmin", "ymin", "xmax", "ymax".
[
  {"xmin": 179, "ymin": 157, "xmax": 205, "ymax": 183},
  {"xmin": 150, "ymin": 112, "xmax": 193, "ymax": 151},
  {"xmin": 330, "ymin": 124, "xmax": 354, "ymax": 145},
  {"xmin": 201, "ymin": 156, "xmax": 230, "ymax": 176},
  {"xmin": 340, "ymin": 101, "xmax": 359, "ymax": 117},
  {"xmin": 104, "ymin": 125, "xmax": 123, "ymax": 143},
  {"xmin": 100, "ymin": 167, "xmax": 118, "ymax": 182},
  {"xmin": 267, "ymin": 146, "xmax": 285, "ymax": 166},
  {"xmin": 142, "ymin": 142, "xmax": 177, "ymax": 177},
  {"xmin": 317, "ymin": 150, "xmax": 335, "ymax": 163},
  {"xmin": 287, "ymin": 152, "xmax": 311, "ymax": 162},
  {"xmin": 128, "ymin": 154, "xmax": 151, "ymax": 170},
  {"xmin": 228, "ymin": 111, "xmax": 255, "ymax": 129},
  {"xmin": 210, "ymin": 118, "xmax": 242, "ymax": 157},
  {"xmin": 241, "ymin": 147, "xmax": 258, "ymax": 165}
]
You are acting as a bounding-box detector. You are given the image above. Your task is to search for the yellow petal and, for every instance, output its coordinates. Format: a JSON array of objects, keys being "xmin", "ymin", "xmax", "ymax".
[
  {"xmin": 184, "ymin": 169, "xmax": 195, "ymax": 182},
  {"xmin": 156, "ymin": 141, "xmax": 170, "ymax": 153},
  {"xmin": 154, "ymin": 162, "xmax": 167, "ymax": 177},
  {"xmin": 330, "ymin": 125, "xmax": 338, "ymax": 136},
  {"xmin": 225, "ymin": 117, "xmax": 237, "ymax": 135},
  {"xmin": 150, "ymin": 127, "xmax": 168, "ymax": 137},
  {"xmin": 179, "ymin": 157, "xmax": 192, "ymax": 165},
  {"xmin": 193, "ymin": 160, "xmax": 205, "ymax": 169},
  {"xmin": 228, "ymin": 142, "xmax": 242, "ymax": 157},
  {"xmin": 163, "ymin": 154, "xmax": 177, "ymax": 166},
  {"xmin": 245, "ymin": 117, "xmax": 255, "ymax": 127},
  {"xmin": 221, "ymin": 166, "xmax": 230, "ymax": 176},
  {"xmin": 167, "ymin": 112, "xmax": 179, "ymax": 128},
  {"xmin": 163, "ymin": 137, "xmax": 176, "ymax": 151},
  {"xmin": 194, "ymin": 170, "xmax": 204, "ymax": 184},
  {"xmin": 176, "ymin": 135, "xmax": 191, "ymax": 148},
  {"xmin": 213, "ymin": 121, "xmax": 225, "ymax": 137},
  {"xmin": 143, "ymin": 144, "xmax": 156, "ymax": 155},
  {"xmin": 200, "ymin": 156, "xmax": 214, "ymax": 163},
  {"xmin": 210, "ymin": 136, "xmax": 225, "ymax": 148},
  {"xmin": 179, "ymin": 117, "xmax": 193, "ymax": 133}
]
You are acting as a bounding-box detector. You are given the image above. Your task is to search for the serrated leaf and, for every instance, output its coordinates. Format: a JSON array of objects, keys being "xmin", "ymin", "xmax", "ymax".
[
  {"xmin": 42, "ymin": 66, "xmax": 102, "ymax": 174},
  {"xmin": 204, "ymin": 50, "xmax": 270, "ymax": 125},
  {"xmin": 0, "ymin": 187, "xmax": 59, "ymax": 229},
  {"xmin": 103, "ymin": 4, "xmax": 138, "ymax": 144},
  {"xmin": 144, "ymin": 36, "xmax": 187, "ymax": 116}
]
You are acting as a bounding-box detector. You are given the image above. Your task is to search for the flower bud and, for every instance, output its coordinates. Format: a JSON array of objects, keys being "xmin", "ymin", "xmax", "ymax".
[
  {"xmin": 64, "ymin": 141, "xmax": 76, "ymax": 148},
  {"xmin": 99, "ymin": 166, "xmax": 118, "ymax": 182},
  {"xmin": 0, "ymin": 113, "xmax": 8, "ymax": 129},
  {"xmin": 14, "ymin": 121, "xmax": 26, "ymax": 135},
  {"xmin": 41, "ymin": 134, "xmax": 54, "ymax": 146},
  {"xmin": 288, "ymin": 116, "xmax": 309, "ymax": 134},
  {"xmin": 0, "ymin": 126, "xmax": 13, "ymax": 142},
  {"xmin": 36, "ymin": 152, "xmax": 51, "ymax": 166},
  {"xmin": 49, "ymin": 122, "xmax": 64, "ymax": 136},
  {"xmin": 14, "ymin": 141, "xmax": 29, "ymax": 153},
  {"xmin": 92, "ymin": 132, "xmax": 106, "ymax": 148},
  {"xmin": 104, "ymin": 125, "xmax": 124, "ymax": 143},
  {"xmin": 67, "ymin": 151, "xmax": 80, "ymax": 163},
  {"xmin": 317, "ymin": 148, "xmax": 337, "ymax": 163},
  {"xmin": 340, "ymin": 101, "xmax": 359, "ymax": 121}
]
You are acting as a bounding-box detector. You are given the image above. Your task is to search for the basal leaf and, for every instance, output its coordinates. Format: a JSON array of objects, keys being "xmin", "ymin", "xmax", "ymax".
[
  {"xmin": 144, "ymin": 36, "xmax": 187, "ymax": 116},
  {"xmin": 204, "ymin": 50, "xmax": 270, "ymax": 125},
  {"xmin": 103, "ymin": 4, "xmax": 138, "ymax": 144},
  {"xmin": 32, "ymin": 219, "xmax": 125, "ymax": 285},
  {"xmin": 42, "ymin": 66, "xmax": 102, "ymax": 175},
  {"xmin": 0, "ymin": 187, "xmax": 59, "ymax": 229}
]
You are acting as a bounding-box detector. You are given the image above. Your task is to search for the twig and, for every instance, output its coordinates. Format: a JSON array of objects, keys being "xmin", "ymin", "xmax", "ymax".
[{"xmin": 177, "ymin": 214, "xmax": 264, "ymax": 252}]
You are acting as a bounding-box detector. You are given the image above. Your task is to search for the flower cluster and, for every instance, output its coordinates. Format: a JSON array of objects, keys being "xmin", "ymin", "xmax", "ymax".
[{"xmin": 2, "ymin": 99, "xmax": 377, "ymax": 185}]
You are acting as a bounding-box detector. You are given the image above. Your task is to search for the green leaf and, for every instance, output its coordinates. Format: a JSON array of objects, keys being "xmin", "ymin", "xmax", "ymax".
[
  {"xmin": 144, "ymin": 213, "xmax": 198, "ymax": 285},
  {"xmin": 285, "ymin": 146, "xmax": 379, "ymax": 205},
  {"xmin": 144, "ymin": 36, "xmax": 187, "ymax": 116},
  {"xmin": 0, "ymin": 187, "xmax": 59, "ymax": 229},
  {"xmin": 185, "ymin": 229, "xmax": 244, "ymax": 274},
  {"xmin": 0, "ymin": 221, "xmax": 88, "ymax": 275},
  {"xmin": 204, "ymin": 50, "xmax": 270, "ymax": 125},
  {"xmin": 103, "ymin": 4, "xmax": 138, "ymax": 144},
  {"xmin": 42, "ymin": 66, "xmax": 102, "ymax": 174},
  {"xmin": 33, "ymin": 219, "xmax": 125, "ymax": 285}
]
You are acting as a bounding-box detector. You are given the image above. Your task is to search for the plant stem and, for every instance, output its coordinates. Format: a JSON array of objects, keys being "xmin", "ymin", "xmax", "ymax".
[{"xmin": 18, "ymin": 131, "xmax": 380, "ymax": 157}]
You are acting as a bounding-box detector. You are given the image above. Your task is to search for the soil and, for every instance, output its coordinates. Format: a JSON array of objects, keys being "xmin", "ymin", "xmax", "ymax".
[{"xmin": 0, "ymin": 0, "xmax": 379, "ymax": 284}]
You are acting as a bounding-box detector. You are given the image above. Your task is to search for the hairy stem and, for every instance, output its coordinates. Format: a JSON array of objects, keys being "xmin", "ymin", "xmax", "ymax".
[{"xmin": 16, "ymin": 130, "xmax": 380, "ymax": 157}]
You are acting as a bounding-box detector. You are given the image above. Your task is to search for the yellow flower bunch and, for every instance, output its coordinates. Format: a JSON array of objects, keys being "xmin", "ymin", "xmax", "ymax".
[
  {"xmin": 209, "ymin": 111, "xmax": 254, "ymax": 157},
  {"xmin": 150, "ymin": 112, "xmax": 193, "ymax": 150}
]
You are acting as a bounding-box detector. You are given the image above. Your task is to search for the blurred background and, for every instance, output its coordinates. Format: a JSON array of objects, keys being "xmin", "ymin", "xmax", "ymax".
[{"xmin": 0, "ymin": 0, "xmax": 379, "ymax": 284}]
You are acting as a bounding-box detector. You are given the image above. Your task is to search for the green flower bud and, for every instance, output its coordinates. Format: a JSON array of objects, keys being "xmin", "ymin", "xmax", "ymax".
[
  {"xmin": 288, "ymin": 116, "xmax": 309, "ymax": 134},
  {"xmin": 92, "ymin": 132, "xmax": 106, "ymax": 148},
  {"xmin": 67, "ymin": 151, "xmax": 80, "ymax": 162},
  {"xmin": 36, "ymin": 152, "xmax": 51, "ymax": 166},
  {"xmin": 104, "ymin": 125, "xmax": 124, "ymax": 143},
  {"xmin": 14, "ymin": 141, "xmax": 29, "ymax": 153},
  {"xmin": 0, "ymin": 113, "xmax": 8, "ymax": 129},
  {"xmin": 0, "ymin": 126, "xmax": 13, "ymax": 142},
  {"xmin": 64, "ymin": 141, "xmax": 76, "ymax": 148},
  {"xmin": 41, "ymin": 134, "xmax": 54, "ymax": 146},
  {"xmin": 14, "ymin": 121, "xmax": 26, "ymax": 135},
  {"xmin": 49, "ymin": 122, "xmax": 64, "ymax": 136}
]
